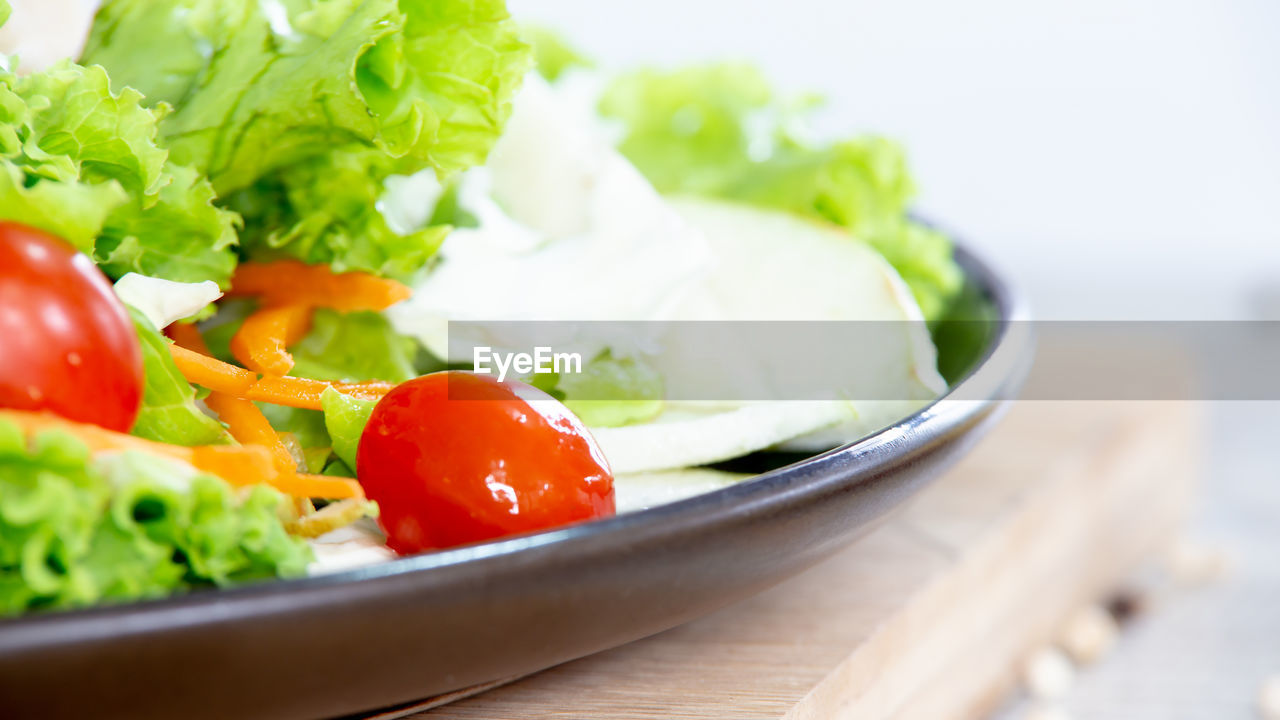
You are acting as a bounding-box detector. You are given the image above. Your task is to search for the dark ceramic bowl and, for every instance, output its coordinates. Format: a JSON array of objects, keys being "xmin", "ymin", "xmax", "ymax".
[{"xmin": 0, "ymin": 243, "xmax": 1031, "ymax": 720}]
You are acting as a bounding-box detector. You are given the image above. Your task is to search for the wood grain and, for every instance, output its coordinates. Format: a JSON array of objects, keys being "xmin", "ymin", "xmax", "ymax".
[{"xmin": 398, "ymin": 401, "xmax": 1196, "ymax": 720}]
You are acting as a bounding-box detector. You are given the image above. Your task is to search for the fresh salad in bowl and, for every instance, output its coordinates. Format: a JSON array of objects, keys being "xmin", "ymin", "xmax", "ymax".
[{"xmin": 0, "ymin": 0, "xmax": 978, "ymax": 616}]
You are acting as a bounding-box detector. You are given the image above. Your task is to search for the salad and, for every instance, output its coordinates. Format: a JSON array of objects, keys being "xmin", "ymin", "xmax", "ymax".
[{"xmin": 0, "ymin": 0, "xmax": 974, "ymax": 615}]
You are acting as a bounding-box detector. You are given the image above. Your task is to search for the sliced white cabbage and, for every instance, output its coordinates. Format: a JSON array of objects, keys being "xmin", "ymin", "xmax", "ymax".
[
  {"xmin": 0, "ymin": 0, "xmax": 100, "ymax": 74},
  {"xmin": 594, "ymin": 400, "xmax": 854, "ymax": 474},
  {"xmin": 113, "ymin": 273, "xmax": 222, "ymax": 330},
  {"xmin": 673, "ymin": 197, "xmax": 945, "ymax": 445},
  {"xmin": 387, "ymin": 75, "xmax": 942, "ymax": 473},
  {"xmin": 594, "ymin": 198, "xmax": 945, "ymax": 466},
  {"xmin": 386, "ymin": 74, "xmax": 711, "ymax": 362},
  {"xmin": 663, "ymin": 197, "xmax": 942, "ymax": 394},
  {"xmin": 614, "ymin": 467, "xmax": 750, "ymax": 513}
]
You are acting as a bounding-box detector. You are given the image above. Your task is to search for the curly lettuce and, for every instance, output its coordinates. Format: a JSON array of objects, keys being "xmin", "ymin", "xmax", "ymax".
[
  {"xmin": 0, "ymin": 421, "xmax": 311, "ymax": 615},
  {"xmin": 599, "ymin": 64, "xmax": 963, "ymax": 321},
  {"xmin": 222, "ymin": 149, "xmax": 449, "ymax": 278},
  {"xmin": 84, "ymin": 0, "xmax": 532, "ymax": 279},
  {"xmin": 0, "ymin": 61, "xmax": 239, "ymax": 285}
]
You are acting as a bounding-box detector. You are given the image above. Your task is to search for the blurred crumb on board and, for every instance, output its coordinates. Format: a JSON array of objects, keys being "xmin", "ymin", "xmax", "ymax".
[
  {"xmin": 1022, "ymin": 648, "xmax": 1076, "ymax": 702},
  {"xmin": 1057, "ymin": 605, "xmax": 1119, "ymax": 667}
]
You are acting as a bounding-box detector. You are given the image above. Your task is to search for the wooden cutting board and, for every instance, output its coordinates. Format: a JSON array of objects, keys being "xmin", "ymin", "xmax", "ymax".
[{"xmin": 377, "ymin": 401, "xmax": 1197, "ymax": 720}]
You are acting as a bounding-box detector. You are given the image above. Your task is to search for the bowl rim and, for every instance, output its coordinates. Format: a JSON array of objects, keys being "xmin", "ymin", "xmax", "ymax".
[{"xmin": 0, "ymin": 240, "xmax": 1032, "ymax": 641}]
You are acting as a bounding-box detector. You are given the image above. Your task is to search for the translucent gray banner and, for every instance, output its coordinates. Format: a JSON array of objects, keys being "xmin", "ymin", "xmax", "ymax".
[{"xmin": 444, "ymin": 320, "xmax": 1280, "ymax": 401}]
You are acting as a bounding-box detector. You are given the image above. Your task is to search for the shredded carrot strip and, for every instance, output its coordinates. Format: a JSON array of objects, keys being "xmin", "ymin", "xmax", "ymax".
[
  {"xmin": 272, "ymin": 473, "xmax": 364, "ymax": 500},
  {"xmin": 202, "ymin": 392, "xmax": 297, "ymax": 472},
  {"xmin": 0, "ymin": 409, "xmax": 279, "ymax": 486},
  {"xmin": 168, "ymin": 341, "xmax": 391, "ymax": 410},
  {"xmin": 228, "ymin": 260, "xmax": 411, "ymax": 312},
  {"xmin": 228, "ymin": 303, "xmax": 313, "ymax": 376},
  {"xmin": 1, "ymin": 410, "xmax": 192, "ymax": 460},
  {"xmin": 193, "ymin": 448, "xmax": 357, "ymax": 499},
  {"xmin": 1, "ymin": 410, "xmax": 360, "ymax": 500},
  {"xmin": 169, "ymin": 345, "xmax": 257, "ymax": 395},
  {"xmin": 245, "ymin": 375, "xmax": 393, "ymax": 411},
  {"xmin": 189, "ymin": 445, "xmax": 281, "ymax": 486},
  {"xmin": 332, "ymin": 381, "xmax": 396, "ymax": 401},
  {"xmin": 166, "ymin": 322, "xmax": 211, "ymax": 355}
]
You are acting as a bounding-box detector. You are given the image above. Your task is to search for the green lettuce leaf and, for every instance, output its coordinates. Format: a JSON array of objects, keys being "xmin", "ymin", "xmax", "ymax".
[
  {"xmin": 599, "ymin": 64, "xmax": 963, "ymax": 320},
  {"xmin": 289, "ymin": 309, "xmax": 419, "ymax": 384},
  {"xmin": 259, "ymin": 405, "xmax": 330, "ymax": 452},
  {"xmin": 514, "ymin": 351, "xmax": 664, "ymax": 428},
  {"xmin": 0, "ymin": 422, "xmax": 311, "ymax": 615},
  {"xmin": 128, "ymin": 309, "xmax": 230, "ymax": 447},
  {"xmin": 526, "ymin": 26, "xmax": 593, "ymax": 82},
  {"xmin": 0, "ymin": 61, "xmax": 239, "ymax": 284},
  {"xmin": 600, "ymin": 65, "xmax": 774, "ymax": 195},
  {"xmin": 222, "ymin": 148, "xmax": 449, "ymax": 279},
  {"xmin": 559, "ymin": 352, "xmax": 664, "ymax": 428},
  {"xmin": 321, "ymin": 388, "xmax": 377, "ymax": 471},
  {"xmin": 97, "ymin": 163, "xmax": 240, "ymax": 284},
  {"xmin": 84, "ymin": 0, "xmax": 531, "ymax": 278},
  {"xmin": 0, "ymin": 159, "xmax": 124, "ymax": 250},
  {"xmin": 257, "ymin": 404, "xmax": 333, "ymax": 473}
]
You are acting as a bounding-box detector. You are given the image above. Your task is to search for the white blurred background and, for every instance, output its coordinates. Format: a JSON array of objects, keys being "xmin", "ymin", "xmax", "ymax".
[
  {"xmin": 514, "ymin": 2, "xmax": 1280, "ymax": 718},
  {"xmin": 513, "ymin": 0, "xmax": 1280, "ymax": 321}
]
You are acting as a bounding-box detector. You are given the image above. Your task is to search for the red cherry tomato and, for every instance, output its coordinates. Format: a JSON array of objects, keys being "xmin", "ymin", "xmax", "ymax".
[
  {"xmin": 0, "ymin": 222, "xmax": 144, "ymax": 431},
  {"xmin": 356, "ymin": 371, "xmax": 615, "ymax": 553}
]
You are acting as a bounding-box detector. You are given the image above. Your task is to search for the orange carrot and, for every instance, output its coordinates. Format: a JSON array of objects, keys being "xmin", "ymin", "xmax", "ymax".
[
  {"xmin": 228, "ymin": 303, "xmax": 313, "ymax": 376},
  {"xmin": 202, "ymin": 392, "xmax": 297, "ymax": 473},
  {"xmin": 332, "ymin": 381, "xmax": 396, "ymax": 403},
  {"xmin": 1, "ymin": 410, "xmax": 278, "ymax": 487},
  {"xmin": 166, "ymin": 322, "xmax": 211, "ymax": 355},
  {"xmin": 169, "ymin": 345, "xmax": 257, "ymax": 395},
  {"xmin": 245, "ymin": 375, "xmax": 393, "ymax": 411},
  {"xmin": 1, "ymin": 410, "xmax": 193, "ymax": 460},
  {"xmin": 189, "ymin": 445, "xmax": 281, "ymax": 487},
  {"xmin": 1, "ymin": 410, "xmax": 361, "ymax": 500},
  {"xmin": 192, "ymin": 448, "xmax": 358, "ymax": 499},
  {"xmin": 228, "ymin": 260, "xmax": 411, "ymax": 312},
  {"xmin": 167, "ymin": 342, "xmax": 393, "ymax": 410},
  {"xmin": 271, "ymin": 473, "xmax": 364, "ymax": 501}
]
